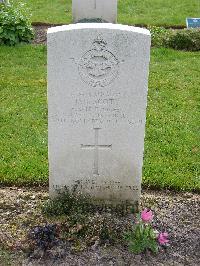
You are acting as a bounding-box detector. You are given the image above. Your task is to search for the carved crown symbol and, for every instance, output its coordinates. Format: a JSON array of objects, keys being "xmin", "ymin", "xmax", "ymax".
[{"xmin": 93, "ymin": 36, "xmax": 107, "ymax": 50}]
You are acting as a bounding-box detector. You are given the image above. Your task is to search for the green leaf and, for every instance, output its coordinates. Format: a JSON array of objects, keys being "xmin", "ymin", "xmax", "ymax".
[{"xmin": 0, "ymin": 0, "xmax": 33, "ymax": 45}]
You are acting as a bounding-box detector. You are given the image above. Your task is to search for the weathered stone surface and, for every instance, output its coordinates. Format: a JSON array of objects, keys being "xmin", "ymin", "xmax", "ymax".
[
  {"xmin": 47, "ymin": 24, "xmax": 151, "ymax": 204},
  {"xmin": 72, "ymin": 0, "xmax": 118, "ymax": 23}
]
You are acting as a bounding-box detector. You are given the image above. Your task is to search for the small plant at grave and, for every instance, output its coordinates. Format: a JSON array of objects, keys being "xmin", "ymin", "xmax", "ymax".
[
  {"xmin": 42, "ymin": 187, "xmax": 130, "ymax": 218},
  {"xmin": 42, "ymin": 187, "xmax": 96, "ymax": 218},
  {"xmin": 0, "ymin": 0, "xmax": 34, "ymax": 45},
  {"xmin": 124, "ymin": 209, "xmax": 169, "ymax": 254},
  {"xmin": 29, "ymin": 224, "xmax": 59, "ymax": 251},
  {"xmin": 41, "ymin": 187, "xmax": 132, "ymax": 249}
]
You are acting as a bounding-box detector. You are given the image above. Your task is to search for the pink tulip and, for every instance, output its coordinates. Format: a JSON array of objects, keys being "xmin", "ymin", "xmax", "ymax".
[
  {"xmin": 141, "ymin": 208, "xmax": 154, "ymax": 222},
  {"xmin": 158, "ymin": 232, "xmax": 169, "ymax": 245}
]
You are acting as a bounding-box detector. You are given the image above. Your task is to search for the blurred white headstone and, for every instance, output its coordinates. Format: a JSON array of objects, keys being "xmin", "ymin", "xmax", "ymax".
[{"xmin": 72, "ymin": 0, "xmax": 118, "ymax": 23}]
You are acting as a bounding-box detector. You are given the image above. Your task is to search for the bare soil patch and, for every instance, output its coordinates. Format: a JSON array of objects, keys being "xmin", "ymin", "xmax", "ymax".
[
  {"xmin": 0, "ymin": 187, "xmax": 199, "ymax": 265},
  {"xmin": 32, "ymin": 26, "xmax": 48, "ymax": 45}
]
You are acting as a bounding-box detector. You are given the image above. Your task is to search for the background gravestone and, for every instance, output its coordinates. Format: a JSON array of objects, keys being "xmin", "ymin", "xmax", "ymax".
[
  {"xmin": 72, "ymin": 0, "xmax": 118, "ymax": 23},
  {"xmin": 48, "ymin": 24, "xmax": 151, "ymax": 206}
]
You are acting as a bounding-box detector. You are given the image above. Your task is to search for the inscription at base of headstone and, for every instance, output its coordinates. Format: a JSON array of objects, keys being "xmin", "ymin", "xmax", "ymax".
[
  {"xmin": 186, "ymin": 18, "xmax": 200, "ymax": 28},
  {"xmin": 72, "ymin": 0, "xmax": 118, "ymax": 23},
  {"xmin": 47, "ymin": 24, "xmax": 151, "ymax": 205}
]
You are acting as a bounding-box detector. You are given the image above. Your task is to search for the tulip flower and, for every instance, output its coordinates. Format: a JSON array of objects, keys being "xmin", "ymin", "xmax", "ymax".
[
  {"xmin": 141, "ymin": 208, "xmax": 154, "ymax": 222},
  {"xmin": 158, "ymin": 232, "xmax": 169, "ymax": 245}
]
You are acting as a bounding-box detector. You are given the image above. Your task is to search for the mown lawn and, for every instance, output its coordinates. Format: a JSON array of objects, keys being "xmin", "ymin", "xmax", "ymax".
[
  {"xmin": 0, "ymin": 45, "xmax": 199, "ymax": 191},
  {"xmin": 25, "ymin": 0, "xmax": 200, "ymax": 26},
  {"xmin": 144, "ymin": 48, "xmax": 200, "ymax": 191},
  {"xmin": 0, "ymin": 45, "xmax": 48, "ymax": 185}
]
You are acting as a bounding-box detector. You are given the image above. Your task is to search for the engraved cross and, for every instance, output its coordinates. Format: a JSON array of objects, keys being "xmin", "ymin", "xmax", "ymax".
[{"xmin": 81, "ymin": 128, "xmax": 112, "ymax": 175}]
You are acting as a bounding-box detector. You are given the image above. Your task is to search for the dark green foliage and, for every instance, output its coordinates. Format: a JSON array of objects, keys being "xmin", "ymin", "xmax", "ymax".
[
  {"xmin": 167, "ymin": 29, "xmax": 200, "ymax": 51},
  {"xmin": 76, "ymin": 18, "xmax": 108, "ymax": 23},
  {"xmin": 43, "ymin": 187, "xmax": 131, "ymax": 218},
  {"xmin": 0, "ymin": 1, "xmax": 34, "ymax": 45},
  {"xmin": 149, "ymin": 27, "xmax": 200, "ymax": 51},
  {"xmin": 42, "ymin": 187, "xmax": 96, "ymax": 217}
]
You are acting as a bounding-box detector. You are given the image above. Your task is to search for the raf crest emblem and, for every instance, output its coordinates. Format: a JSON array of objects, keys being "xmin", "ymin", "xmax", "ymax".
[{"xmin": 78, "ymin": 36, "xmax": 119, "ymax": 87}]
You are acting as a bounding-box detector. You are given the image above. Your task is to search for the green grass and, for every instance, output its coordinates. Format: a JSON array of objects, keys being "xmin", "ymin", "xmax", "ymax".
[
  {"xmin": 0, "ymin": 45, "xmax": 48, "ymax": 185},
  {"xmin": 25, "ymin": 0, "xmax": 200, "ymax": 26},
  {"xmin": 144, "ymin": 48, "xmax": 200, "ymax": 191},
  {"xmin": 118, "ymin": 0, "xmax": 200, "ymax": 27},
  {"xmin": 0, "ymin": 45, "xmax": 199, "ymax": 191}
]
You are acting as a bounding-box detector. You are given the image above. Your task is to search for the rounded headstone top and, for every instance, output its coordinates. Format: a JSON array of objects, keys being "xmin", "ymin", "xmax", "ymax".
[{"xmin": 47, "ymin": 23, "xmax": 151, "ymax": 37}]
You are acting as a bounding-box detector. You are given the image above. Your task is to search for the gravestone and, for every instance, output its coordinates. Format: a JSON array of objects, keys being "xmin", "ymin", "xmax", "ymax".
[
  {"xmin": 48, "ymin": 23, "xmax": 151, "ymax": 206},
  {"xmin": 186, "ymin": 18, "xmax": 200, "ymax": 28},
  {"xmin": 72, "ymin": 0, "xmax": 118, "ymax": 23}
]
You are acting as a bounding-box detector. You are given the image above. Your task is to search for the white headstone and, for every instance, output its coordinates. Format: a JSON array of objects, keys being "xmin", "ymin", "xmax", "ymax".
[
  {"xmin": 72, "ymin": 0, "xmax": 118, "ymax": 23},
  {"xmin": 48, "ymin": 24, "xmax": 151, "ymax": 206}
]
